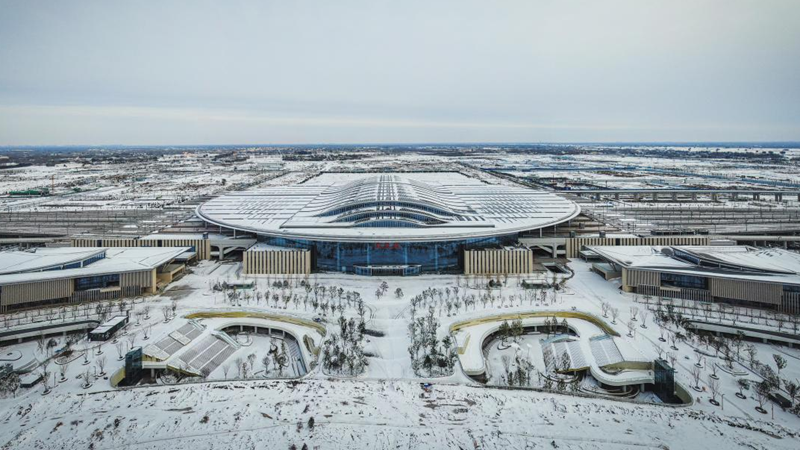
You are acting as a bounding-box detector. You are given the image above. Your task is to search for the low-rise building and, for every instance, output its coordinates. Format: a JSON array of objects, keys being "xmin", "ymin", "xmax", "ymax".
[
  {"xmin": 590, "ymin": 245, "xmax": 800, "ymax": 314},
  {"xmin": 0, "ymin": 247, "xmax": 190, "ymax": 313}
]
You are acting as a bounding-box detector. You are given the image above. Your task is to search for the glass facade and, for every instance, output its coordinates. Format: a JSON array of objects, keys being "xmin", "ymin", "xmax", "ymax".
[
  {"xmin": 75, "ymin": 274, "xmax": 120, "ymax": 291},
  {"xmin": 660, "ymin": 272, "xmax": 708, "ymax": 290},
  {"xmin": 35, "ymin": 251, "xmax": 106, "ymax": 273},
  {"xmin": 259, "ymin": 234, "xmax": 518, "ymax": 273}
]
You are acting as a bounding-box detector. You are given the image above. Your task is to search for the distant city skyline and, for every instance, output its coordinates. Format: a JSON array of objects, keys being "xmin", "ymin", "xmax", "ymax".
[{"xmin": 1, "ymin": 0, "xmax": 799, "ymax": 145}]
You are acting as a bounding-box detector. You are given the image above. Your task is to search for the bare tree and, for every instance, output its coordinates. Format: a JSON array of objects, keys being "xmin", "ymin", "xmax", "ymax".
[
  {"xmin": 736, "ymin": 378, "xmax": 750, "ymax": 399},
  {"xmin": 127, "ymin": 332, "xmax": 137, "ymax": 351},
  {"xmin": 235, "ymin": 357, "xmax": 244, "ymax": 378},
  {"xmin": 116, "ymin": 341, "xmax": 126, "ymax": 360},
  {"xmin": 36, "ymin": 333, "xmax": 46, "ymax": 354},
  {"xmin": 144, "ymin": 324, "xmax": 153, "ymax": 340},
  {"xmin": 96, "ymin": 356, "xmax": 107, "ymax": 376},
  {"xmin": 162, "ymin": 306, "xmax": 171, "ymax": 322},
  {"xmin": 59, "ymin": 361, "xmax": 69, "ymax": 381},
  {"xmin": 640, "ymin": 310, "xmax": 649, "ymax": 328},
  {"xmin": 222, "ymin": 364, "xmax": 231, "ymax": 379},
  {"xmin": 652, "ymin": 343, "xmax": 664, "ymax": 359},
  {"xmin": 630, "ymin": 306, "xmax": 639, "ymax": 321},
  {"xmin": 247, "ymin": 353, "xmax": 257, "ymax": 375},
  {"xmin": 707, "ymin": 375, "xmax": 720, "ymax": 405},
  {"xmin": 610, "ymin": 308, "xmax": 620, "ymax": 324},
  {"xmin": 83, "ymin": 368, "xmax": 92, "ymax": 388},
  {"xmin": 690, "ymin": 365, "xmax": 702, "ymax": 390},
  {"xmin": 262, "ymin": 355, "xmax": 271, "ymax": 378},
  {"xmin": 784, "ymin": 380, "xmax": 799, "ymax": 407},
  {"xmin": 40, "ymin": 360, "xmax": 51, "ymax": 394},
  {"xmin": 694, "ymin": 352, "xmax": 704, "ymax": 369},
  {"xmin": 142, "ymin": 305, "xmax": 151, "ymax": 320},
  {"xmin": 627, "ymin": 320, "xmax": 636, "ymax": 337},
  {"xmin": 755, "ymin": 380, "xmax": 771, "ymax": 412}
]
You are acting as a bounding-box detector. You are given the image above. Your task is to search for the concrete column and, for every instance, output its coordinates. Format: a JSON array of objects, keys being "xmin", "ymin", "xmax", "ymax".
[{"xmin": 148, "ymin": 269, "xmax": 157, "ymax": 294}]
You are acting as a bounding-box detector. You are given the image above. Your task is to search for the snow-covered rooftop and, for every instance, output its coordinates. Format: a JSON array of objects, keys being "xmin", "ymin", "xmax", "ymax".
[
  {"xmin": 0, "ymin": 247, "xmax": 106, "ymax": 275},
  {"xmin": 139, "ymin": 233, "xmax": 230, "ymax": 241},
  {"xmin": 196, "ymin": 172, "xmax": 580, "ymax": 242},
  {"xmin": 590, "ymin": 245, "xmax": 800, "ymax": 285},
  {"xmin": 0, "ymin": 247, "xmax": 190, "ymax": 285},
  {"xmin": 677, "ymin": 245, "xmax": 800, "ymax": 274},
  {"xmin": 89, "ymin": 315, "xmax": 129, "ymax": 335}
]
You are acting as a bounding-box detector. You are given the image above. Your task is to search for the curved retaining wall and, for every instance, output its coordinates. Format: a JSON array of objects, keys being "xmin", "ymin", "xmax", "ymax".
[{"xmin": 450, "ymin": 311, "xmax": 619, "ymax": 336}]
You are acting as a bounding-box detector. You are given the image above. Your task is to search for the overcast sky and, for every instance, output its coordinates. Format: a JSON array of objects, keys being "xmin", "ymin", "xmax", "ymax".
[{"xmin": 1, "ymin": 0, "xmax": 799, "ymax": 145}]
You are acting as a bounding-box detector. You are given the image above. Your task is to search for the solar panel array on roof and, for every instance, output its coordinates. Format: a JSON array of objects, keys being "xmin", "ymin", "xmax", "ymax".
[{"xmin": 590, "ymin": 335, "xmax": 624, "ymax": 367}]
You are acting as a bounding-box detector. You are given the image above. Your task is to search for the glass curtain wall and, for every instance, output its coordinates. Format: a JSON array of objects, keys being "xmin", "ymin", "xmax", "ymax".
[{"xmin": 259, "ymin": 235, "xmax": 517, "ymax": 273}]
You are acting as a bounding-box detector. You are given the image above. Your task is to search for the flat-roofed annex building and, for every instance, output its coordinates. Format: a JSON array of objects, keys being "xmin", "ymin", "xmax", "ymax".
[
  {"xmin": 197, "ymin": 172, "xmax": 580, "ymax": 274},
  {"xmin": 0, "ymin": 247, "xmax": 190, "ymax": 312},
  {"xmin": 590, "ymin": 245, "xmax": 800, "ymax": 314}
]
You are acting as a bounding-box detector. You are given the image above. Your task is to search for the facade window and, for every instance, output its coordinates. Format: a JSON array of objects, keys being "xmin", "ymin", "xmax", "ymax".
[
  {"xmin": 75, "ymin": 274, "xmax": 120, "ymax": 291},
  {"xmin": 673, "ymin": 250, "xmax": 700, "ymax": 265},
  {"xmin": 82, "ymin": 252, "xmax": 106, "ymax": 267},
  {"xmin": 660, "ymin": 272, "xmax": 708, "ymax": 290}
]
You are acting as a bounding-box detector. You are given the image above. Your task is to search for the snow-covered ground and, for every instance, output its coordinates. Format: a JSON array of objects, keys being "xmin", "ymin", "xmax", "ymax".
[
  {"xmin": 2, "ymin": 377, "xmax": 798, "ymax": 450},
  {"xmin": 1, "ymin": 257, "xmax": 799, "ymax": 448}
]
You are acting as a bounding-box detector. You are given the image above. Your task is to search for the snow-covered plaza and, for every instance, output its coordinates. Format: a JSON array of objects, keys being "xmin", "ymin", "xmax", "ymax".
[{"xmin": 1, "ymin": 258, "xmax": 799, "ymax": 449}]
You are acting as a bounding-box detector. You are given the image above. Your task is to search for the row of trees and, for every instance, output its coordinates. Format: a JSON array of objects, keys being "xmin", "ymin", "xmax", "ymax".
[
  {"xmin": 643, "ymin": 294, "xmax": 800, "ymax": 334},
  {"xmin": 215, "ymin": 280, "xmax": 366, "ymax": 320},
  {"xmin": 1, "ymin": 297, "xmax": 138, "ymax": 330},
  {"xmin": 227, "ymin": 340, "xmax": 290, "ymax": 380},
  {"xmin": 653, "ymin": 303, "xmax": 800, "ymax": 415},
  {"xmin": 406, "ymin": 285, "xmax": 559, "ymax": 322}
]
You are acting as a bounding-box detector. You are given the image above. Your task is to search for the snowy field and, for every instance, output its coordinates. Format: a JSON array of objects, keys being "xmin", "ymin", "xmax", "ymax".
[{"xmin": 2, "ymin": 378, "xmax": 798, "ymax": 450}]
